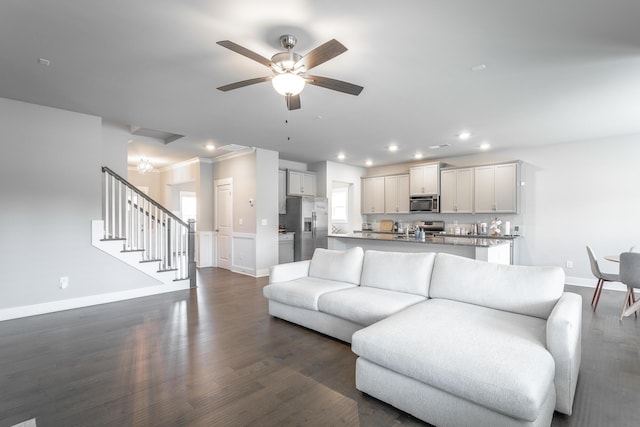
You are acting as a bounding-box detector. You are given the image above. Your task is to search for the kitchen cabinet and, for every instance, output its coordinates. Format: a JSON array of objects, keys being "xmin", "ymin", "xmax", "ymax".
[
  {"xmin": 440, "ymin": 168, "xmax": 474, "ymax": 213},
  {"xmin": 278, "ymin": 170, "xmax": 286, "ymax": 214},
  {"xmin": 361, "ymin": 176, "xmax": 385, "ymax": 214},
  {"xmin": 384, "ymin": 174, "xmax": 410, "ymax": 213},
  {"xmin": 278, "ymin": 232, "xmax": 294, "ymax": 263},
  {"xmin": 474, "ymin": 163, "xmax": 519, "ymax": 213},
  {"xmin": 410, "ymin": 163, "xmax": 440, "ymax": 195},
  {"xmin": 287, "ymin": 170, "xmax": 316, "ymax": 196}
]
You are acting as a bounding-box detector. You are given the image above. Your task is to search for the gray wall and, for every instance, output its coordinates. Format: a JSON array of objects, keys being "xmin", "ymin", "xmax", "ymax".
[
  {"xmin": 213, "ymin": 152, "xmax": 257, "ymax": 234},
  {"xmin": 255, "ymin": 149, "xmax": 279, "ymax": 274},
  {"xmin": 0, "ymin": 97, "xmax": 160, "ymax": 311}
]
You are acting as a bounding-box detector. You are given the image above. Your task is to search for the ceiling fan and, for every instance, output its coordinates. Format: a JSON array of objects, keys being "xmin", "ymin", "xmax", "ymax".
[{"xmin": 216, "ymin": 34, "xmax": 364, "ymax": 110}]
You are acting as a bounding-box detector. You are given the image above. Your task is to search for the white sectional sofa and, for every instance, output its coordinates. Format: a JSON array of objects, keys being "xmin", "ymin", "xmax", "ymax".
[{"xmin": 263, "ymin": 247, "xmax": 582, "ymax": 427}]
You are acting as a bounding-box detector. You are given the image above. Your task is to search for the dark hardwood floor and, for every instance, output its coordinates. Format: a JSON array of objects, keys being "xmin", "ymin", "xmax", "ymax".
[{"xmin": 1, "ymin": 268, "xmax": 639, "ymax": 427}]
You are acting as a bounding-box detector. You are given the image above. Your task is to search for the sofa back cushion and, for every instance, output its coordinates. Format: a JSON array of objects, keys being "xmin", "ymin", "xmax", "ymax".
[
  {"xmin": 430, "ymin": 253, "xmax": 565, "ymax": 319},
  {"xmin": 308, "ymin": 247, "xmax": 365, "ymax": 285},
  {"xmin": 360, "ymin": 250, "xmax": 436, "ymax": 296}
]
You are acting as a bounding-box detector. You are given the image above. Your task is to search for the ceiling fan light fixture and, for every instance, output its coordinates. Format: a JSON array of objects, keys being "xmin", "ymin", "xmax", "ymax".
[{"xmin": 272, "ymin": 72, "xmax": 305, "ymax": 96}]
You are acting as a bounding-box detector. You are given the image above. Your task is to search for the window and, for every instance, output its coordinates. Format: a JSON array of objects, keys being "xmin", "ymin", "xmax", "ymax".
[
  {"xmin": 180, "ymin": 191, "xmax": 197, "ymax": 222},
  {"xmin": 331, "ymin": 186, "xmax": 349, "ymax": 223}
]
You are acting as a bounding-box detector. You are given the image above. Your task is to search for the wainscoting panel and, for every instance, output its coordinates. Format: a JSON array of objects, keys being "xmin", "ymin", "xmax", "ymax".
[
  {"xmin": 197, "ymin": 231, "xmax": 215, "ymax": 268},
  {"xmin": 232, "ymin": 233, "xmax": 257, "ymax": 276}
]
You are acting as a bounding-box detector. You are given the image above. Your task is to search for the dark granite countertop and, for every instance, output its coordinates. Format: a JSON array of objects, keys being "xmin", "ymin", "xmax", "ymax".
[{"xmin": 329, "ymin": 233, "xmax": 512, "ymax": 248}]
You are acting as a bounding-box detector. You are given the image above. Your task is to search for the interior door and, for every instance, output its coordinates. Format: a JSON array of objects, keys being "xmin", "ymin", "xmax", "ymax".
[{"xmin": 215, "ymin": 181, "xmax": 232, "ymax": 270}]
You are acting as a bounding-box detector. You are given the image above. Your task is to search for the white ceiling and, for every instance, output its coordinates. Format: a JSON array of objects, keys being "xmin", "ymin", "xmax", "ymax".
[{"xmin": 2, "ymin": 0, "xmax": 639, "ymax": 168}]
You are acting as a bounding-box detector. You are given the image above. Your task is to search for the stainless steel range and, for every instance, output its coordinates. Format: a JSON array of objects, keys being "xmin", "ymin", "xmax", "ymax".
[{"xmin": 416, "ymin": 220, "xmax": 445, "ymax": 235}]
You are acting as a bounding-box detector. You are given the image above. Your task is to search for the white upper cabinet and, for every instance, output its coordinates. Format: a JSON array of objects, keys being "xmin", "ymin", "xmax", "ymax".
[
  {"xmin": 410, "ymin": 163, "xmax": 440, "ymax": 195},
  {"xmin": 361, "ymin": 176, "xmax": 385, "ymax": 214},
  {"xmin": 474, "ymin": 163, "xmax": 519, "ymax": 213},
  {"xmin": 287, "ymin": 170, "xmax": 316, "ymax": 197},
  {"xmin": 440, "ymin": 168, "xmax": 474, "ymax": 213},
  {"xmin": 384, "ymin": 174, "xmax": 410, "ymax": 214}
]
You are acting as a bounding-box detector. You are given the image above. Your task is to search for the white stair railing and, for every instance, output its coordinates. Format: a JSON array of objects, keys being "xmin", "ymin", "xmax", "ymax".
[{"xmin": 101, "ymin": 166, "xmax": 196, "ymax": 286}]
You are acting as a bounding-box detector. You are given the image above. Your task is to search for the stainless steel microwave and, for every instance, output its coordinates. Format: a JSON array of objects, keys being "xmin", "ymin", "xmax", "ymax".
[{"xmin": 410, "ymin": 196, "xmax": 439, "ymax": 212}]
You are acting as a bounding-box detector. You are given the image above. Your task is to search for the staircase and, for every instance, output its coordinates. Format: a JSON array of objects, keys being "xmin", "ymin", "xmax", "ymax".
[{"xmin": 92, "ymin": 166, "xmax": 196, "ymax": 287}]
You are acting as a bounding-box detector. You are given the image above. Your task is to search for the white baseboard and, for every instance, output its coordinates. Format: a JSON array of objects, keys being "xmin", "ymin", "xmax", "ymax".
[
  {"xmin": 0, "ymin": 280, "xmax": 191, "ymax": 322},
  {"xmin": 565, "ymin": 276, "xmax": 626, "ymax": 292}
]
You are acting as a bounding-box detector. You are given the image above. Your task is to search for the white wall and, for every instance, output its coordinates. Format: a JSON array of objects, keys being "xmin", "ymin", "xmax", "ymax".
[
  {"xmin": 0, "ymin": 98, "xmax": 161, "ymax": 317},
  {"xmin": 255, "ymin": 149, "xmax": 279, "ymax": 276},
  {"xmin": 495, "ymin": 136, "xmax": 640, "ymax": 284}
]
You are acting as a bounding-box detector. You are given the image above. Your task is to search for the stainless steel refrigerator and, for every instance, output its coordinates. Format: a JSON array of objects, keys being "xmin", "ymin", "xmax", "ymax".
[{"xmin": 283, "ymin": 197, "xmax": 328, "ymax": 261}]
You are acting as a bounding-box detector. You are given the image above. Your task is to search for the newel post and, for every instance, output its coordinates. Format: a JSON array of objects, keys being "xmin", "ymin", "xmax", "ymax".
[{"xmin": 188, "ymin": 219, "xmax": 197, "ymax": 288}]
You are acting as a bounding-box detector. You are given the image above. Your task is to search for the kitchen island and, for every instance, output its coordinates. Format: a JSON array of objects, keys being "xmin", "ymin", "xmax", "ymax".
[{"xmin": 328, "ymin": 232, "xmax": 515, "ymax": 265}]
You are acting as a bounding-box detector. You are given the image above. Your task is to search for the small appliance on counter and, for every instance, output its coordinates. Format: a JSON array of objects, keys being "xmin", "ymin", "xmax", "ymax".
[{"xmin": 362, "ymin": 222, "xmax": 372, "ymax": 231}]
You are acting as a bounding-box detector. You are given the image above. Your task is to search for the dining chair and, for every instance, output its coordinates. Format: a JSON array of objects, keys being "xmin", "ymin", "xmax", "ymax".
[
  {"xmin": 586, "ymin": 245, "xmax": 620, "ymax": 311},
  {"xmin": 619, "ymin": 252, "xmax": 640, "ymax": 320}
]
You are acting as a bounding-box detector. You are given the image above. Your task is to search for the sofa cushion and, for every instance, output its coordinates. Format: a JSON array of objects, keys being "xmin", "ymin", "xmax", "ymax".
[
  {"xmin": 430, "ymin": 253, "xmax": 565, "ymax": 319},
  {"xmin": 263, "ymin": 277, "xmax": 357, "ymax": 311},
  {"xmin": 318, "ymin": 287, "xmax": 426, "ymax": 326},
  {"xmin": 360, "ymin": 250, "xmax": 435, "ymax": 296},
  {"xmin": 352, "ymin": 299, "xmax": 554, "ymax": 422},
  {"xmin": 308, "ymin": 247, "xmax": 364, "ymax": 285}
]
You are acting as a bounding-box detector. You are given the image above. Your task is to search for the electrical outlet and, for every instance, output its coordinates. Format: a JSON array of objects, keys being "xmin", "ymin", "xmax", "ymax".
[
  {"xmin": 59, "ymin": 276, "xmax": 69, "ymax": 289},
  {"xmin": 238, "ymin": 218, "xmax": 243, "ymax": 225},
  {"xmin": 565, "ymin": 261, "xmax": 573, "ymax": 268},
  {"xmin": 261, "ymin": 218, "xmax": 267, "ymax": 226}
]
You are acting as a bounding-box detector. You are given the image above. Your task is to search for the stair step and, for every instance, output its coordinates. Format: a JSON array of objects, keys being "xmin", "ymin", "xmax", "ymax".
[
  {"xmin": 158, "ymin": 268, "xmax": 178, "ymax": 273},
  {"xmin": 121, "ymin": 249, "xmax": 145, "ymax": 253},
  {"xmin": 140, "ymin": 259, "xmax": 162, "ymax": 264},
  {"xmin": 101, "ymin": 237, "xmax": 126, "ymax": 242}
]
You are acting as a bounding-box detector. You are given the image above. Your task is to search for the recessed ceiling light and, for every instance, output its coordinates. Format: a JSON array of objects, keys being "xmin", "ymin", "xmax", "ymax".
[
  {"xmin": 479, "ymin": 142, "xmax": 491, "ymax": 150},
  {"xmin": 471, "ymin": 64, "xmax": 487, "ymax": 71},
  {"xmin": 428, "ymin": 144, "xmax": 450, "ymax": 150},
  {"xmin": 458, "ymin": 131, "xmax": 471, "ymax": 140},
  {"xmin": 365, "ymin": 159, "xmax": 373, "ymax": 167},
  {"xmin": 38, "ymin": 58, "xmax": 51, "ymax": 67},
  {"xmin": 337, "ymin": 152, "xmax": 346, "ymax": 161},
  {"xmin": 388, "ymin": 144, "xmax": 398, "ymax": 152},
  {"xmin": 414, "ymin": 153, "xmax": 423, "ymax": 160},
  {"xmin": 205, "ymin": 143, "xmax": 215, "ymax": 151}
]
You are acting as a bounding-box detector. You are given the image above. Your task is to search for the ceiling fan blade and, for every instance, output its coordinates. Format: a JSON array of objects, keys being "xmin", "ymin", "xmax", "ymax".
[
  {"xmin": 217, "ymin": 76, "xmax": 271, "ymax": 92},
  {"xmin": 286, "ymin": 94, "xmax": 301, "ymax": 110},
  {"xmin": 306, "ymin": 75, "xmax": 364, "ymax": 96},
  {"xmin": 295, "ymin": 39, "xmax": 347, "ymax": 71},
  {"xmin": 217, "ymin": 40, "xmax": 273, "ymax": 68}
]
